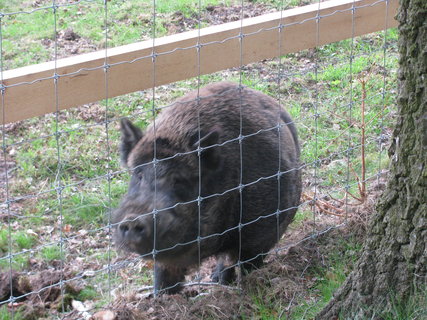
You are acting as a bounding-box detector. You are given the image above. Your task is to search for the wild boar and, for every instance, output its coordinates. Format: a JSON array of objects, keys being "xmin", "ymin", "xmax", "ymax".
[{"xmin": 113, "ymin": 82, "xmax": 301, "ymax": 294}]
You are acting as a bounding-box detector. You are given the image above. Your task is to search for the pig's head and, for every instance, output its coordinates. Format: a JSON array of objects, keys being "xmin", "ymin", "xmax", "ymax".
[{"xmin": 113, "ymin": 119, "xmax": 221, "ymax": 261}]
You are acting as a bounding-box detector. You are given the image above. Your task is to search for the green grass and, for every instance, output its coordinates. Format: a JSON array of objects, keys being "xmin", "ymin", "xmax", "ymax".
[
  {"xmin": 60, "ymin": 178, "xmax": 128, "ymax": 227},
  {"xmin": 0, "ymin": 306, "xmax": 24, "ymax": 320},
  {"xmin": 288, "ymin": 236, "xmax": 363, "ymax": 319},
  {"xmin": 76, "ymin": 286, "xmax": 98, "ymax": 301},
  {"xmin": 1, "ymin": 0, "xmax": 245, "ymax": 69},
  {"xmin": 0, "ymin": 229, "xmax": 36, "ymax": 270},
  {"xmin": 40, "ymin": 245, "xmax": 63, "ymax": 261},
  {"xmin": 240, "ymin": 235, "xmax": 363, "ymax": 319},
  {"xmin": 1, "ymin": 0, "xmax": 306, "ymax": 70},
  {"xmin": 156, "ymin": 0, "xmax": 230, "ymax": 15},
  {"xmin": 254, "ymin": 0, "xmax": 302, "ymax": 9},
  {"xmin": 249, "ymin": 296, "xmax": 283, "ymax": 319},
  {"xmin": 13, "ymin": 232, "xmax": 36, "ymax": 250},
  {"xmin": 335, "ymin": 286, "xmax": 427, "ymax": 320},
  {"xmin": 291, "ymin": 209, "xmax": 313, "ymax": 227},
  {"xmin": 0, "ymin": 252, "xmax": 30, "ymax": 271},
  {"xmin": 374, "ymin": 287, "xmax": 427, "ymax": 320},
  {"xmin": 0, "ymin": 229, "xmax": 8, "ymax": 254}
]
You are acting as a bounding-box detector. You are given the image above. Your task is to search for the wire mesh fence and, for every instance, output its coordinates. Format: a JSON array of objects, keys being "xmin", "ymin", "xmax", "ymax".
[{"xmin": 1, "ymin": 0, "xmax": 397, "ymax": 318}]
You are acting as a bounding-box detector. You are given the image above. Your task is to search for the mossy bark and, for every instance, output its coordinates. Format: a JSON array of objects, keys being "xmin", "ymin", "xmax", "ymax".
[{"xmin": 316, "ymin": 0, "xmax": 427, "ymax": 318}]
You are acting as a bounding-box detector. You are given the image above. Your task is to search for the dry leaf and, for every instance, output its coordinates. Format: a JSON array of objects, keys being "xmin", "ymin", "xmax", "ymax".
[{"xmin": 92, "ymin": 310, "xmax": 116, "ymax": 320}]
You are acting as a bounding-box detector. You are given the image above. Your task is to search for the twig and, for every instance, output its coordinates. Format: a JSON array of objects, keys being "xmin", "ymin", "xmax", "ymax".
[
  {"xmin": 302, "ymin": 192, "xmax": 345, "ymax": 217},
  {"xmin": 327, "ymin": 193, "xmax": 365, "ymax": 207}
]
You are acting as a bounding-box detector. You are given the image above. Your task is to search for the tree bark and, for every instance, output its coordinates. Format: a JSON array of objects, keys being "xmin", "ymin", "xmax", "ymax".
[{"xmin": 316, "ymin": 0, "xmax": 427, "ymax": 318}]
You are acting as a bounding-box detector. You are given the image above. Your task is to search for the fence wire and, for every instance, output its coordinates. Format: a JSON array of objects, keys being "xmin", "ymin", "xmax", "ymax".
[{"xmin": 0, "ymin": 0, "xmax": 395, "ymax": 318}]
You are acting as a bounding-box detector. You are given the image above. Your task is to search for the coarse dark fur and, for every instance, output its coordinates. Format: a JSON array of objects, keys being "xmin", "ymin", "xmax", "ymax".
[{"xmin": 113, "ymin": 82, "xmax": 301, "ymax": 294}]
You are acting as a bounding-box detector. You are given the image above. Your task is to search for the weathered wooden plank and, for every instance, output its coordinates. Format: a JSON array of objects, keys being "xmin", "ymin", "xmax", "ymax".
[{"xmin": 1, "ymin": 0, "xmax": 398, "ymax": 123}]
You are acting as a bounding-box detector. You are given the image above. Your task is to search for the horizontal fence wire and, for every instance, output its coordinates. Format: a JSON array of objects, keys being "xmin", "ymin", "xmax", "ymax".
[
  {"xmin": 1, "ymin": 128, "xmax": 384, "ymax": 206},
  {"xmin": 0, "ymin": 139, "xmax": 388, "ymax": 251},
  {"xmin": 0, "ymin": 0, "xmax": 395, "ymax": 318},
  {"xmin": 2, "ymin": 44, "xmax": 396, "ymax": 148},
  {"xmin": 1, "ymin": 75, "xmax": 394, "ymax": 204},
  {"xmin": 0, "ymin": 149, "xmax": 386, "ymax": 256},
  {"xmin": 0, "ymin": 168, "xmax": 388, "ymax": 304}
]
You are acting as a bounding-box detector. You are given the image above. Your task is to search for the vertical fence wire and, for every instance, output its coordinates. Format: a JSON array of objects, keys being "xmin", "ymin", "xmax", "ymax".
[
  {"xmin": 378, "ymin": 0, "xmax": 390, "ymax": 187},
  {"xmin": 274, "ymin": 0, "xmax": 286, "ymax": 257},
  {"xmin": 102, "ymin": 0, "xmax": 114, "ymax": 305},
  {"xmin": 237, "ymin": 0, "xmax": 245, "ymax": 292},
  {"xmin": 344, "ymin": 0, "xmax": 356, "ymax": 222},
  {"xmin": 274, "ymin": 0, "xmax": 303, "ymax": 268},
  {"xmin": 312, "ymin": 0, "xmax": 322, "ymax": 234},
  {"xmin": 196, "ymin": 0, "xmax": 203, "ymax": 293},
  {"xmin": 52, "ymin": 0, "xmax": 66, "ymax": 315},
  {"xmin": 0, "ymin": 11, "xmax": 15, "ymax": 320},
  {"xmin": 151, "ymin": 0, "xmax": 159, "ymax": 296}
]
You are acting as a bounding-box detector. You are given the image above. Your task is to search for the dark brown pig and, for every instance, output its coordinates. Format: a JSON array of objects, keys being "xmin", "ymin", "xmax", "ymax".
[{"xmin": 113, "ymin": 82, "xmax": 301, "ymax": 294}]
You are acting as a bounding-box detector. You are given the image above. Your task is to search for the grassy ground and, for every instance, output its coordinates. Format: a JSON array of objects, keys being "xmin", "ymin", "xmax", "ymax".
[{"xmin": 0, "ymin": 0, "xmax": 412, "ymax": 319}]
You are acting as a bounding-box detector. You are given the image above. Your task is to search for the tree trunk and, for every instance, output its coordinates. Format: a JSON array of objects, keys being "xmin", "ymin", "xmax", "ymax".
[{"xmin": 316, "ymin": 0, "xmax": 427, "ymax": 318}]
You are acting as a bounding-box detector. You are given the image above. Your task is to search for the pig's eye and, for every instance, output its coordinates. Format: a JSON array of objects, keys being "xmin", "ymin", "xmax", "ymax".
[{"xmin": 131, "ymin": 168, "xmax": 143, "ymax": 182}]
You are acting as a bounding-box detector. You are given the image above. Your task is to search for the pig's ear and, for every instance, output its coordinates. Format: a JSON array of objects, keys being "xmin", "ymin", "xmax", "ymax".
[
  {"xmin": 120, "ymin": 119, "xmax": 143, "ymax": 167},
  {"xmin": 191, "ymin": 128, "xmax": 221, "ymax": 171}
]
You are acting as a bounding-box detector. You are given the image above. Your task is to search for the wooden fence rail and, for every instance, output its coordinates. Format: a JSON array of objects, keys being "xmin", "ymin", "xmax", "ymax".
[{"xmin": 1, "ymin": 0, "xmax": 398, "ymax": 124}]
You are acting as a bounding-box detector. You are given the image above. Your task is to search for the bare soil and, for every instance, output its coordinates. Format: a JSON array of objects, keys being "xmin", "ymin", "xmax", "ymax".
[
  {"xmin": 163, "ymin": 3, "xmax": 275, "ymax": 34},
  {"xmin": 0, "ymin": 269, "xmax": 83, "ymax": 320},
  {"xmin": 41, "ymin": 28, "xmax": 98, "ymax": 60},
  {"xmin": 88, "ymin": 220, "xmax": 367, "ymax": 320},
  {"xmin": 0, "ymin": 187, "xmax": 380, "ymax": 320}
]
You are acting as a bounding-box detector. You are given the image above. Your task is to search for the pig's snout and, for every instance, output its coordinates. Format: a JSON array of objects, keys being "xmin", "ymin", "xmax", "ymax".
[
  {"xmin": 116, "ymin": 215, "xmax": 152, "ymax": 251},
  {"xmin": 119, "ymin": 220, "xmax": 146, "ymax": 240}
]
